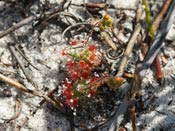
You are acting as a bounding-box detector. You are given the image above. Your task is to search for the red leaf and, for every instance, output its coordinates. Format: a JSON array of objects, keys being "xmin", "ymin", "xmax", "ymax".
[
  {"xmin": 70, "ymin": 71, "xmax": 79, "ymax": 80},
  {"xmin": 79, "ymin": 60, "xmax": 86, "ymax": 68},
  {"xmin": 88, "ymin": 45, "xmax": 96, "ymax": 51},
  {"xmin": 64, "ymin": 81, "xmax": 72, "ymax": 88},
  {"xmin": 64, "ymin": 88, "xmax": 73, "ymax": 99},
  {"xmin": 88, "ymin": 89, "xmax": 96, "ymax": 97},
  {"xmin": 81, "ymin": 71, "xmax": 89, "ymax": 79},
  {"xmin": 69, "ymin": 39, "xmax": 77, "ymax": 45},
  {"xmin": 68, "ymin": 60, "xmax": 75, "ymax": 69}
]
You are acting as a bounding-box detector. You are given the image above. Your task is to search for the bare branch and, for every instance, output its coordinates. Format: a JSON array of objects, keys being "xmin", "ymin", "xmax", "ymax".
[
  {"xmin": 0, "ymin": 16, "xmax": 36, "ymax": 39},
  {"xmin": 116, "ymin": 23, "xmax": 142, "ymax": 76}
]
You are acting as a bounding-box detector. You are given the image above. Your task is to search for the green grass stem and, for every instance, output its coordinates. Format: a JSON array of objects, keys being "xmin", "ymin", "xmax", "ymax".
[{"xmin": 142, "ymin": 0, "xmax": 155, "ymax": 38}]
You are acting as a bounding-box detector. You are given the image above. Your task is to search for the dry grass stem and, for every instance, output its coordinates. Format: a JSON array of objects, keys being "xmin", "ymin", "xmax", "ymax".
[
  {"xmin": 14, "ymin": 98, "xmax": 21, "ymax": 131},
  {"xmin": 153, "ymin": 0, "xmax": 172, "ymax": 31},
  {"xmin": 101, "ymin": 31, "xmax": 117, "ymax": 51},
  {"xmin": 8, "ymin": 44, "xmax": 39, "ymax": 89},
  {"xmin": 0, "ymin": 73, "xmax": 28, "ymax": 92},
  {"xmin": 0, "ymin": 73, "xmax": 64, "ymax": 113},
  {"xmin": 129, "ymin": 106, "xmax": 137, "ymax": 131},
  {"xmin": 0, "ymin": 16, "xmax": 36, "ymax": 39},
  {"xmin": 116, "ymin": 23, "xmax": 142, "ymax": 76}
]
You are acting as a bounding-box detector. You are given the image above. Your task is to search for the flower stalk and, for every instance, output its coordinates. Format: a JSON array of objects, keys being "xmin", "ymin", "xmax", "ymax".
[{"xmin": 142, "ymin": 0, "xmax": 154, "ymax": 38}]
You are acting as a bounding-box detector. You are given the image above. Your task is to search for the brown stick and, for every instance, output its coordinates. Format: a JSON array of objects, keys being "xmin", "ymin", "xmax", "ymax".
[
  {"xmin": 116, "ymin": 23, "xmax": 142, "ymax": 76},
  {"xmin": 129, "ymin": 105, "xmax": 137, "ymax": 131},
  {"xmin": 0, "ymin": 16, "xmax": 36, "ymax": 39},
  {"xmin": 0, "ymin": 6, "xmax": 64, "ymax": 39},
  {"xmin": 154, "ymin": 55, "xmax": 163, "ymax": 83},
  {"xmin": 14, "ymin": 97, "xmax": 21, "ymax": 131},
  {"xmin": 8, "ymin": 44, "xmax": 39, "ymax": 89},
  {"xmin": 116, "ymin": 4, "xmax": 143, "ymax": 76},
  {"xmin": 15, "ymin": 46, "xmax": 40, "ymax": 71},
  {"xmin": 83, "ymin": 3, "xmax": 106, "ymax": 9},
  {"xmin": 0, "ymin": 73, "xmax": 29, "ymax": 92},
  {"xmin": 17, "ymin": 117, "xmax": 29, "ymax": 131},
  {"xmin": 101, "ymin": 31, "xmax": 117, "ymax": 51},
  {"xmin": 152, "ymin": 0, "xmax": 172, "ymax": 31},
  {"xmin": 0, "ymin": 73, "xmax": 64, "ymax": 112}
]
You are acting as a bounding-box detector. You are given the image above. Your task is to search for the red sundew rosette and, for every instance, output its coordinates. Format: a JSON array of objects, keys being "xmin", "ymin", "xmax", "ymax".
[{"xmin": 61, "ymin": 42, "xmax": 103, "ymax": 109}]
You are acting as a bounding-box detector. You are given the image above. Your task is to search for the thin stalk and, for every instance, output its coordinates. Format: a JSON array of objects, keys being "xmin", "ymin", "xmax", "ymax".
[
  {"xmin": 129, "ymin": 105, "xmax": 137, "ymax": 131},
  {"xmin": 142, "ymin": 0, "xmax": 155, "ymax": 38}
]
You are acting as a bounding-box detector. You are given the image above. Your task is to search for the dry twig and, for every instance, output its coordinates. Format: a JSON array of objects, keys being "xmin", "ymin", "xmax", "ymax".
[
  {"xmin": 15, "ymin": 46, "xmax": 40, "ymax": 71},
  {"xmin": 115, "ymin": 3, "xmax": 143, "ymax": 77},
  {"xmin": 0, "ymin": 6, "xmax": 64, "ymax": 40},
  {"xmin": 0, "ymin": 73, "xmax": 64, "ymax": 112},
  {"xmin": 152, "ymin": 0, "xmax": 172, "ymax": 31},
  {"xmin": 14, "ymin": 97, "xmax": 21, "ymax": 131},
  {"xmin": 61, "ymin": 22, "xmax": 91, "ymax": 41},
  {"xmin": 0, "ymin": 16, "xmax": 36, "ymax": 39},
  {"xmin": 129, "ymin": 105, "xmax": 136, "ymax": 131},
  {"xmin": 8, "ymin": 44, "xmax": 39, "ymax": 89},
  {"xmin": 101, "ymin": 31, "xmax": 117, "ymax": 51},
  {"xmin": 17, "ymin": 117, "xmax": 29, "ymax": 131},
  {"xmin": 116, "ymin": 23, "xmax": 142, "ymax": 76}
]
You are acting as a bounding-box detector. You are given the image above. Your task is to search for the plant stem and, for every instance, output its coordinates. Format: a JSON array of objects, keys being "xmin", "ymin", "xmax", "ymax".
[
  {"xmin": 116, "ymin": 23, "xmax": 141, "ymax": 76},
  {"xmin": 129, "ymin": 105, "xmax": 137, "ymax": 131},
  {"xmin": 142, "ymin": 0, "xmax": 155, "ymax": 38}
]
